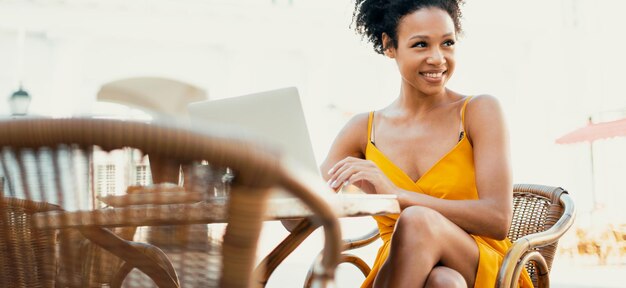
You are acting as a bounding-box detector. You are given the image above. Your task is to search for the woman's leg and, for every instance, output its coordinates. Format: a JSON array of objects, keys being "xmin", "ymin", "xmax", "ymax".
[
  {"xmin": 373, "ymin": 206, "xmax": 479, "ymax": 288},
  {"xmin": 425, "ymin": 266, "xmax": 466, "ymax": 288}
]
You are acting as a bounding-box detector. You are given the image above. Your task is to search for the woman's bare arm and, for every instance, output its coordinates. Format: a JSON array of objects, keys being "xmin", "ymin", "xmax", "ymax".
[{"xmin": 320, "ymin": 113, "xmax": 369, "ymax": 184}]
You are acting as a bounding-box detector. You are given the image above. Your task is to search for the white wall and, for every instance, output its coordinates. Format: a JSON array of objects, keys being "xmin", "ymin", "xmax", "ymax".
[{"xmin": 1, "ymin": 0, "xmax": 624, "ymax": 222}]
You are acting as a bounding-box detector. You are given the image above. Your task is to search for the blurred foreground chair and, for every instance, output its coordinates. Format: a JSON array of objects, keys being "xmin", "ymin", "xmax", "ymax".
[
  {"xmin": 0, "ymin": 196, "xmax": 60, "ymax": 288},
  {"xmin": 304, "ymin": 184, "xmax": 575, "ymax": 288},
  {"xmin": 0, "ymin": 195, "xmax": 139, "ymax": 288},
  {"xmin": 0, "ymin": 118, "xmax": 341, "ymax": 287}
]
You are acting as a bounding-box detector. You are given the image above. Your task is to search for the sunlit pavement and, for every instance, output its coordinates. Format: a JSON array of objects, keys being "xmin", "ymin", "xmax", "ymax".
[{"xmin": 550, "ymin": 255, "xmax": 626, "ymax": 288}]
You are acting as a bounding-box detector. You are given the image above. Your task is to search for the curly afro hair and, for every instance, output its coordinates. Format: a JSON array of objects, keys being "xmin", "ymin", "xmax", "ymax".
[{"xmin": 352, "ymin": 0, "xmax": 464, "ymax": 54}]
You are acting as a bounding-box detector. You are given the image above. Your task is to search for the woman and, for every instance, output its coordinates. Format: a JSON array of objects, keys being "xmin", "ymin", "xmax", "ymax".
[{"xmin": 321, "ymin": 1, "xmax": 533, "ymax": 287}]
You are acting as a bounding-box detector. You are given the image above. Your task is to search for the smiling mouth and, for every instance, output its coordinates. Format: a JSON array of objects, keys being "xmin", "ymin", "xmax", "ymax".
[{"xmin": 420, "ymin": 71, "xmax": 446, "ymax": 79}]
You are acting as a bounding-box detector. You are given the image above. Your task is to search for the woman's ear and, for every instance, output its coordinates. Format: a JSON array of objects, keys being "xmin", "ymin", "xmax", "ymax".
[{"xmin": 382, "ymin": 33, "xmax": 395, "ymax": 58}]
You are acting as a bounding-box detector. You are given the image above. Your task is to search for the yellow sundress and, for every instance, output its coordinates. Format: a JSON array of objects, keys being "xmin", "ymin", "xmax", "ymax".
[{"xmin": 361, "ymin": 96, "xmax": 533, "ymax": 288}]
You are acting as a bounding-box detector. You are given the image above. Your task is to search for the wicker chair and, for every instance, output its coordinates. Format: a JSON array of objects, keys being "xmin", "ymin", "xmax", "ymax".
[
  {"xmin": 304, "ymin": 184, "xmax": 575, "ymax": 288},
  {"xmin": 0, "ymin": 196, "xmax": 60, "ymax": 288},
  {"xmin": 0, "ymin": 118, "xmax": 341, "ymax": 288},
  {"xmin": 497, "ymin": 184, "xmax": 575, "ymax": 288}
]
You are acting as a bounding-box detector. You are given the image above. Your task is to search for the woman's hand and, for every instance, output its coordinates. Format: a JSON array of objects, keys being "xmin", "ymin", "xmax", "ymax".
[{"xmin": 326, "ymin": 156, "xmax": 397, "ymax": 195}]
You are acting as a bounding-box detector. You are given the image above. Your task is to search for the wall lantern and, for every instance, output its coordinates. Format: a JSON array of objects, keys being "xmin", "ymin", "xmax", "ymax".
[{"xmin": 8, "ymin": 85, "xmax": 31, "ymax": 116}]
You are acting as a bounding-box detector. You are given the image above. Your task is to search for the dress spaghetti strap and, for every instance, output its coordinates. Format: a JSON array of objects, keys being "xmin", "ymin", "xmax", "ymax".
[
  {"xmin": 459, "ymin": 96, "xmax": 473, "ymax": 141},
  {"xmin": 461, "ymin": 96, "xmax": 473, "ymax": 127},
  {"xmin": 368, "ymin": 111, "xmax": 375, "ymax": 144}
]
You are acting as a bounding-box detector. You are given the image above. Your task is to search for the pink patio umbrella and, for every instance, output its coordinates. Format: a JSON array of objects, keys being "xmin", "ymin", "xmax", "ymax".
[
  {"xmin": 556, "ymin": 117, "xmax": 626, "ymax": 144},
  {"xmin": 555, "ymin": 117, "xmax": 626, "ymax": 210}
]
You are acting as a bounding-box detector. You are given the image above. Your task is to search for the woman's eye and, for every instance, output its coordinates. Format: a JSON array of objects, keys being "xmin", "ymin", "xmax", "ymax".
[
  {"xmin": 443, "ymin": 40, "xmax": 456, "ymax": 47},
  {"xmin": 412, "ymin": 41, "xmax": 427, "ymax": 48}
]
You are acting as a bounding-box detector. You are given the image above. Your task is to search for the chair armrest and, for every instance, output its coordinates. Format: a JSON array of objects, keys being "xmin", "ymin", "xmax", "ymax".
[
  {"xmin": 343, "ymin": 228, "xmax": 380, "ymax": 251},
  {"xmin": 497, "ymin": 193, "xmax": 576, "ymax": 288}
]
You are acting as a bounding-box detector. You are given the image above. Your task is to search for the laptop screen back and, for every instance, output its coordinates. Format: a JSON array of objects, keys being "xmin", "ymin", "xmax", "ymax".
[{"xmin": 187, "ymin": 87, "xmax": 320, "ymax": 176}]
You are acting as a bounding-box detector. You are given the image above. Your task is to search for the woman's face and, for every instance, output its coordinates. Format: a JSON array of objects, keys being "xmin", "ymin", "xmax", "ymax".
[{"xmin": 385, "ymin": 7, "xmax": 456, "ymax": 96}]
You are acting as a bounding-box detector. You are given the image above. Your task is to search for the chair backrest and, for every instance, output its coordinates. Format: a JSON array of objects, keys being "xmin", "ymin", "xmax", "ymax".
[
  {"xmin": 0, "ymin": 118, "xmax": 340, "ymax": 288},
  {"xmin": 0, "ymin": 195, "xmax": 61, "ymax": 288},
  {"xmin": 508, "ymin": 184, "xmax": 568, "ymax": 286}
]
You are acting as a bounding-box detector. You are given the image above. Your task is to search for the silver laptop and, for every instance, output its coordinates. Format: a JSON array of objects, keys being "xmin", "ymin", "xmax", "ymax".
[
  {"xmin": 187, "ymin": 87, "xmax": 320, "ymax": 177},
  {"xmin": 187, "ymin": 87, "xmax": 398, "ymax": 202}
]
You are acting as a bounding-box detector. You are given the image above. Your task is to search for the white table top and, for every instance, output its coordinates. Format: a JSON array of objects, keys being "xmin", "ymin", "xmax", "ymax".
[{"xmin": 33, "ymin": 192, "xmax": 400, "ymax": 229}]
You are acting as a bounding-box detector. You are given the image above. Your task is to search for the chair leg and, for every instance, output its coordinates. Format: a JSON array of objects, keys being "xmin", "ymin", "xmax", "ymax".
[
  {"xmin": 110, "ymin": 262, "xmax": 134, "ymax": 288},
  {"xmin": 110, "ymin": 242, "xmax": 180, "ymax": 288},
  {"xmin": 303, "ymin": 253, "xmax": 372, "ymax": 288},
  {"xmin": 513, "ymin": 251, "xmax": 549, "ymax": 288},
  {"xmin": 339, "ymin": 254, "xmax": 371, "ymax": 277},
  {"xmin": 221, "ymin": 187, "xmax": 271, "ymax": 288},
  {"xmin": 77, "ymin": 227, "xmax": 180, "ymax": 288},
  {"xmin": 255, "ymin": 219, "xmax": 320, "ymax": 287}
]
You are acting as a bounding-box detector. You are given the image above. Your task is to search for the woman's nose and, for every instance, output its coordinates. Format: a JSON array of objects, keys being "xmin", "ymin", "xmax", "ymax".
[{"xmin": 426, "ymin": 50, "xmax": 446, "ymax": 65}]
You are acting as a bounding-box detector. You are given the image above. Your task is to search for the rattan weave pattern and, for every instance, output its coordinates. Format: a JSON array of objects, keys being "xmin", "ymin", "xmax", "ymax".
[
  {"xmin": 0, "ymin": 196, "xmax": 61, "ymax": 288},
  {"xmin": 509, "ymin": 184, "xmax": 568, "ymax": 287}
]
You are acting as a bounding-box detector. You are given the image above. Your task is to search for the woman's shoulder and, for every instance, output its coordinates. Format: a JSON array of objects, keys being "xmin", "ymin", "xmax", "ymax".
[
  {"xmin": 340, "ymin": 112, "xmax": 370, "ymax": 141},
  {"xmin": 345, "ymin": 111, "xmax": 370, "ymax": 129},
  {"xmin": 465, "ymin": 94, "xmax": 503, "ymax": 116},
  {"xmin": 464, "ymin": 94, "xmax": 507, "ymax": 140},
  {"xmin": 468, "ymin": 94, "xmax": 499, "ymax": 101},
  {"xmin": 321, "ymin": 112, "xmax": 371, "ymax": 169},
  {"xmin": 333, "ymin": 112, "xmax": 371, "ymax": 154}
]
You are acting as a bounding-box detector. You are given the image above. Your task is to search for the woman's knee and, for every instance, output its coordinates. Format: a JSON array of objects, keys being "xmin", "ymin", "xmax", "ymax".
[
  {"xmin": 395, "ymin": 206, "xmax": 443, "ymax": 239},
  {"xmin": 425, "ymin": 266, "xmax": 466, "ymax": 288}
]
